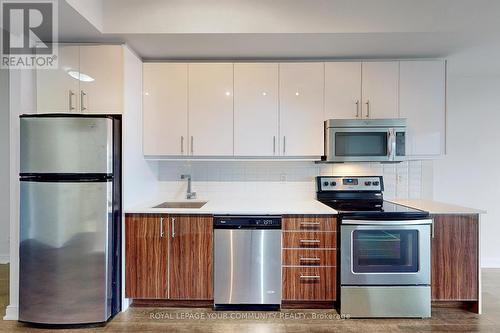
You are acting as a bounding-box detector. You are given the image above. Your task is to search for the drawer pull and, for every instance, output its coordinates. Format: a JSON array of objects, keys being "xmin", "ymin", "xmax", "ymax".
[
  {"xmin": 300, "ymin": 222, "xmax": 320, "ymax": 226},
  {"xmin": 300, "ymin": 275, "xmax": 320, "ymax": 280},
  {"xmin": 300, "ymin": 257, "xmax": 321, "ymax": 262},
  {"xmin": 300, "ymin": 239, "xmax": 320, "ymax": 244}
]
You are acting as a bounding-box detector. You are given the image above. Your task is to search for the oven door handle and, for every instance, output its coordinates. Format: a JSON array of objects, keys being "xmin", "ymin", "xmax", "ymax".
[{"xmin": 342, "ymin": 219, "xmax": 433, "ymax": 225}]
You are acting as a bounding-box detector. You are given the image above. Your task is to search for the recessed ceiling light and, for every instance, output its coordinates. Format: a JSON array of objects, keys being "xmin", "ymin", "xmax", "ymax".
[
  {"xmin": 225, "ymin": 91, "xmax": 231, "ymax": 96},
  {"xmin": 295, "ymin": 92, "xmax": 300, "ymax": 96}
]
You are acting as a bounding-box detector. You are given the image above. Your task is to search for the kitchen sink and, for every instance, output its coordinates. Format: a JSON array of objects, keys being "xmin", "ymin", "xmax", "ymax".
[{"xmin": 152, "ymin": 201, "xmax": 207, "ymax": 209}]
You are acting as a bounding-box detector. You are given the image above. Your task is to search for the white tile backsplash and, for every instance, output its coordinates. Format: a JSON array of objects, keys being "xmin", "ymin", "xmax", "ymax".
[{"xmin": 155, "ymin": 161, "xmax": 433, "ymax": 201}]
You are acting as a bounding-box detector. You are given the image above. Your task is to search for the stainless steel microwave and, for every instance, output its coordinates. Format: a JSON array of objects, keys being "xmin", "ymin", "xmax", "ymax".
[{"xmin": 324, "ymin": 119, "xmax": 406, "ymax": 162}]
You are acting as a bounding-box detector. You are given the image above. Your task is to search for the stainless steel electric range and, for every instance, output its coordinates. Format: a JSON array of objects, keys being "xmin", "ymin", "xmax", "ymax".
[{"xmin": 316, "ymin": 176, "xmax": 432, "ymax": 318}]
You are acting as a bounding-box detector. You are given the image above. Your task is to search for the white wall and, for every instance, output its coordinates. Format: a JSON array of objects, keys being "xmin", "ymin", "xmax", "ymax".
[
  {"xmin": 0, "ymin": 69, "xmax": 10, "ymax": 263},
  {"xmin": 433, "ymin": 54, "xmax": 500, "ymax": 267},
  {"xmin": 122, "ymin": 46, "xmax": 159, "ymax": 208},
  {"xmin": 432, "ymin": 42, "xmax": 500, "ymax": 267}
]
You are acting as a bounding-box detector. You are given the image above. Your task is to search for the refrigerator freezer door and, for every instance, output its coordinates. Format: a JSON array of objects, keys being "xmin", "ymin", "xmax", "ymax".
[
  {"xmin": 20, "ymin": 116, "xmax": 113, "ymax": 174},
  {"xmin": 19, "ymin": 181, "xmax": 113, "ymax": 324}
]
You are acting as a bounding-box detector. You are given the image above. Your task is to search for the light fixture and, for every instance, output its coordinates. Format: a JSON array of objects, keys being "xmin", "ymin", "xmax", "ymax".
[
  {"xmin": 295, "ymin": 91, "xmax": 300, "ymax": 96},
  {"xmin": 262, "ymin": 92, "xmax": 267, "ymax": 96},
  {"xmin": 67, "ymin": 70, "xmax": 95, "ymax": 82},
  {"xmin": 144, "ymin": 92, "xmax": 150, "ymax": 96},
  {"xmin": 225, "ymin": 91, "xmax": 231, "ymax": 96}
]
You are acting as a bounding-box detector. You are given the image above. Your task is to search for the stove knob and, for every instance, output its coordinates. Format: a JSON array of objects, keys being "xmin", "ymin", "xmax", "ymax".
[
  {"xmin": 373, "ymin": 181, "xmax": 380, "ymax": 186},
  {"xmin": 330, "ymin": 181, "xmax": 336, "ymax": 186},
  {"xmin": 364, "ymin": 181, "xmax": 372, "ymax": 186},
  {"xmin": 323, "ymin": 181, "xmax": 329, "ymax": 186}
]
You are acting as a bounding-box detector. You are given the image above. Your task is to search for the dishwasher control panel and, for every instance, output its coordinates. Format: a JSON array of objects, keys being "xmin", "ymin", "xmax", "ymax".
[{"xmin": 214, "ymin": 216, "xmax": 282, "ymax": 229}]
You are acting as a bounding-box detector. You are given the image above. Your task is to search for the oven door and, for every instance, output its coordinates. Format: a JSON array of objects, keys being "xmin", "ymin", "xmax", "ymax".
[
  {"xmin": 326, "ymin": 127, "xmax": 393, "ymax": 162},
  {"xmin": 341, "ymin": 221, "xmax": 431, "ymax": 285}
]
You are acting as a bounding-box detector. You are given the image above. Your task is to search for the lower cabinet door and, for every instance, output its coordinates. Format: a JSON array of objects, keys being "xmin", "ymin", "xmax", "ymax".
[
  {"xmin": 125, "ymin": 214, "xmax": 168, "ymax": 299},
  {"xmin": 169, "ymin": 215, "xmax": 213, "ymax": 300},
  {"xmin": 282, "ymin": 267, "xmax": 337, "ymax": 301}
]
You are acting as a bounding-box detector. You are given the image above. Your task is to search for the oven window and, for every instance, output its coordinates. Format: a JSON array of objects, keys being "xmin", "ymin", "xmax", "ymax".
[
  {"xmin": 352, "ymin": 230, "xmax": 419, "ymax": 273},
  {"xmin": 335, "ymin": 132, "xmax": 388, "ymax": 156}
]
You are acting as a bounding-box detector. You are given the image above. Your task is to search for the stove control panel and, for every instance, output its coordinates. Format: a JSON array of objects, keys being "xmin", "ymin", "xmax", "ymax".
[{"xmin": 317, "ymin": 176, "xmax": 383, "ymax": 192}]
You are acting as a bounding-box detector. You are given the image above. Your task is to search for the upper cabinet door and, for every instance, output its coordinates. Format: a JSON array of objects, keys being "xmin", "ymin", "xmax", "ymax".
[
  {"xmin": 188, "ymin": 63, "xmax": 234, "ymax": 156},
  {"xmin": 400, "ymin": 60, "xmax": 446, "ymax": 157},
  {"xmin": 279, "ymin": 63, "xmax": 325, "ymax": 157},
  {"xmin": 325, "ymin": 62, "xmax": 362, "ymax": 119},
  {"xmin": 143, "ymin": 63, "xmax": 188, "ymax": 156},
  {"xmin": 234, "ymin": 63, "xmax": 279, "ymax": 156},
  {"xmin": 362, "ymin": 62, "xmax": 399, "ymax": 119},
  {"xmin": 36, "ymin": 45, "xmax": 80, "ymax": 113},
  {"xmin": 79, "ymin": 45, "xmax": 123, "ymax": 114}
]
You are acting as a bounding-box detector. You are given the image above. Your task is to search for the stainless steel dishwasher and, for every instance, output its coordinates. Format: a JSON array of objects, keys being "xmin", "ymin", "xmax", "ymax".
[{"xmin": 214, "ymin": 216, "xmax": 282, "ymax": 310}]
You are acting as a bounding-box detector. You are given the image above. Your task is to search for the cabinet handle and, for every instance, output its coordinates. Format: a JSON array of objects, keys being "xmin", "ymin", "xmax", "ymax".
[
  {"xmin": 432, "ymin": 221, "xmax": 435, "ymax": 239},
  {"xmin": 365, "ymin": 100, "xmax": 370, "ymax": 118},
  {"xmin": 80, "ymin": 90, "xmax": 87, "ymax": 111},
  {"xmin": 355, "ymin": 100, "xmax": 360, "ymax": 118},
  {"xmin": 171, "ymin": 217, "xmax": 176, "ymax": 238},
  {"xmin": 160, "ymin": 217, "xmax": 164, "ymax": 238},
  {"xmin": 190, "ymin": 136, "xmax": 194, "ymax": 155},
  {"xmin": 300, "ymin": 222, "xmax": 320, "ymax": 226},
  {"xmin": 300, "ymin": 275, "xmax": 320, "ymax": 280},
  {"xmin": 299, "ymin": 257, "xmax": 320, "ymax": 262},
  {"xmin": 273, "ymin": 136, "xmax": 276, "ymax": 155},
  {"xmin": 69, "ymin": 90, "xmax": 75, "ymax": 111},
  {"xmin": 283, "ymin": 136, "xmax": 286, "ymax": 155},
  {"xmin": 181, "ymin": 136, "xmax": 184, "ymax": 154},
  {"xmin": 300, "ymin": 239, "xmax": 320, "ymax": 244}
]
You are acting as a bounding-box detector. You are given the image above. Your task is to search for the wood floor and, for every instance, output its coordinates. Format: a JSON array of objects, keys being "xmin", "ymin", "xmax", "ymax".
[{"xmin": 1, "ymin": 264, "xmax": 499, "ymax": 332}]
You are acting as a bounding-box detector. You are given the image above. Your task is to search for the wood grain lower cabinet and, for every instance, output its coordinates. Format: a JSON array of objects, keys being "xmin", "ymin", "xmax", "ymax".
[
  {"xmin": 169, "ymin": 215, "xmax": 213, "ymax": 300},
  {"xmin": 125, "ymin": 214, "xmax": 168, "ymax": 299},
  {"xmin": 282, "ymin": 267, "xmax": 337, "ymax": 301},
  {"xmin": 125, "ymin": 214, "xmax": 213, "ymax": 301},
  {"xmin": 282, "ymin": 216, "xmax": 337, "ymax": 304},
  {"xmin": 431, "ymin": 214, "xmax": 479, "ymax": 301}
]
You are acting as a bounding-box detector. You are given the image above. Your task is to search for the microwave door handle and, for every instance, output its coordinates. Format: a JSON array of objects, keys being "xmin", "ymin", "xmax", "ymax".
[
  {"xmin": 391, "ymin": 130, "xmax": 397, "ymax": 160},
  {"xmin": 387, "ymin": 130, "xmax": 392, "ymax": 158}
]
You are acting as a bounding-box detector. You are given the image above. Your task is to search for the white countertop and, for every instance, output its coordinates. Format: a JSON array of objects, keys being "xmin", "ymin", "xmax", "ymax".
[
  {"xmin": 125, "ymin": 198, "xmax": 337, "ymax": 215},
  {"xmin": 389, "ymin": 199, "xmax": 486, "ymax": 215}
]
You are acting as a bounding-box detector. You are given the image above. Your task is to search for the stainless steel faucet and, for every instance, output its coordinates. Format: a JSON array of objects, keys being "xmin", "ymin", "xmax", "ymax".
[{"xmin": 180, "ymin": 174, "xmax": 197, "ymax": 199}]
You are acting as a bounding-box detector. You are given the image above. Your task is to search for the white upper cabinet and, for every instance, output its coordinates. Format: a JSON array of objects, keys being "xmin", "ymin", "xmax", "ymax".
[
  {"xmin": 325, "ymin": 62, "xmax": 362, "ymax": 119},
  {"xmin": 36, "ymin": 45, "xmax": 80, "ymax": 113},
  {"xmin": 79, "ymin": 45, "xmax": 123, "ymax": 114},
  {"xmin": 362, "ymin": 62, "xmax": 399, "ymax": 119},
  {"xmin": 400, "ymin": 60, "xmax": 446, "ymax": 157},
  {"xmin": 234, "ymin": 63, "xmax": 279, "ymax": 156},
  {"xmin": 143, "ymin": 63, "xmax": 188, "ymax": 156},
  {"xmin": 188, "ymin": 63, "xmax": 234, "ymax": 156},
  {"xmin": 279, "ymin": 63, "xmax": 324, "ymax": 157},
  {"xmin": 36, "ymin": 44, "xmax": 124, "ymax": 114}
]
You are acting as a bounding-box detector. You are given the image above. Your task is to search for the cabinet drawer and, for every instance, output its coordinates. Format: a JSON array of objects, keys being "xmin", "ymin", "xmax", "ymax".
[
  {"xmin": 282, "ymin": 267, "xmax": 337, "ymax": 301},
  {"xmin": 283, "ymin": 216, "xmax": 337, "ymax": 231},
  {"xmin": 282, "ymin": 249, "xmax": 336, "ymax": 267},
  {"xmin": 282, "ymin": 232, "xmax": 337, "ymax": 249}
]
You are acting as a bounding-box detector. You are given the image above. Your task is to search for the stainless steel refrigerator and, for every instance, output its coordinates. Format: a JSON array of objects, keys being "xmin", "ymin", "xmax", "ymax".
[{"xmin": 19, "ymin": 114, "xmax": 122, "ymax": 325}]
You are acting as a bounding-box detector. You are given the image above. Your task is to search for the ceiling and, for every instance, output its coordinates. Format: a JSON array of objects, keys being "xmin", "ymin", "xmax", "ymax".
[{"xmin": 57, "ymin": 0, "xmax": 500, "ymax": 64}]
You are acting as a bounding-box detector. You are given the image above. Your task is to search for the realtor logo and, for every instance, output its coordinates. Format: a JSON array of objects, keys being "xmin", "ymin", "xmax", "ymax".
[{"xmin": 1, "ymin": 0, "xmax": 58, "ymax": 69}]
